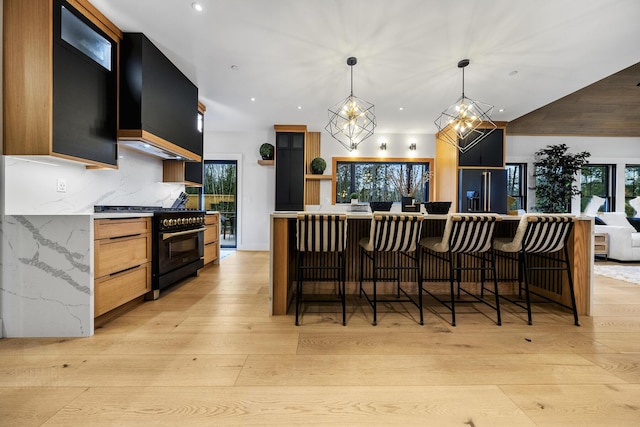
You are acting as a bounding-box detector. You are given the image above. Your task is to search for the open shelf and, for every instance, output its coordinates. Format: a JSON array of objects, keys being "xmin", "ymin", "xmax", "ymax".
[
  {"xmin": 305, "ymin": 174, "xmax": 332, "ymax": 180},
  {"xmin": 258, "ymin": 159, "xmax": 274, "ymax": 166}
]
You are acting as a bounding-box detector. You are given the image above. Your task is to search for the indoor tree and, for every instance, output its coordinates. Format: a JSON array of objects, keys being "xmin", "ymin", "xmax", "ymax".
[{"xmin": 533, "ymin": 143, "xmax": 591, "ymax": 213}]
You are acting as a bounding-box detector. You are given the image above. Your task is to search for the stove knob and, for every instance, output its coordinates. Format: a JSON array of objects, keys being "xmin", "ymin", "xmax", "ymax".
[
  {"xmin": 162, "ymin": 219, "xmax": 170, "ymax": 227},
  {"xmin": 170, "ymin": 219, "xmax": 177, "ymax": 226},
  {"xmin": 190, "ymin": 217, "xmax": 195, "ymax": 224},
  {"xmin": 178, "ymin": 218, "xmax": 185, "ymax": 225}
]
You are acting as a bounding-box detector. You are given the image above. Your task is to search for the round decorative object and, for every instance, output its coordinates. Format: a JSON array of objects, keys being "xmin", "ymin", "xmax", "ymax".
[
  {"xmin": 259, "ymin": 143, "xmax": 274, "ymax": 160},
  {"xmin": 310, "ymin": 157, "xmax": 326, "ymax": 174}
]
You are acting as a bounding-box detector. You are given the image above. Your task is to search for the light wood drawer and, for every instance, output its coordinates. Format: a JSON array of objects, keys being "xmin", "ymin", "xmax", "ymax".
[
  {"xmin": 95, "ymin": 263, "xmax": 151, "ymax": 317},
  {"xmin": 205, "ymin": 214, "xmax": 219, "ymax": 225},
  {"xmin": 204, "ymin": 223, "xmax": 219, "ymax": 244},
  {"xmin": 204, "ymin": 242, "xmax": 219, "ymax": 264},
  {"xmin": 95, "ymin": 218, "xmax": 151, "ymax": 239},
  {"xmin": 95, "ymin": 234, "xmax": 151, "ymax": 277}
]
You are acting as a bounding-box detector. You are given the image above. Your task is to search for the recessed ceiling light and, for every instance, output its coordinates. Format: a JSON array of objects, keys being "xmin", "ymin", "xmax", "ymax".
[
  {"xmin": 509, "ymin": 70, "xmax": 518, "ymax": 76},
  {"xmin": 191, "ymin": 2, "xmax": 204, "ymax": 12},
  {"xmin": 297, "ymin": 106, "xmax": 302, "ymax": 110},
  {"xmin": 499, "ymin": 108, "xmax": 505, "ymax": 113},
  {"xmin": 230, "ymin": 65, "xmax": 239, "ymax": 71},
  {"xmin": 399, "ymin": 107, "xmax": 404, "ymax": 111},
  {"xmin": 250, "ymin": 97, "xmax": 256, "ymax": 102}
]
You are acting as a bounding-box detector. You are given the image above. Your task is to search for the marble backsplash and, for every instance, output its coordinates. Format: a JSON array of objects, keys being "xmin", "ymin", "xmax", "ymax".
[{"xmin": 2, "ymin": 146, "xmax": 184, "ymax": 215}]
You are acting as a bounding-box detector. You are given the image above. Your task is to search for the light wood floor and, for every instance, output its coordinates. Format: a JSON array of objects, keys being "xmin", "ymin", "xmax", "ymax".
[{"xmin": 1, "ymin": 252, "xmax": 639, "ymax": 426}]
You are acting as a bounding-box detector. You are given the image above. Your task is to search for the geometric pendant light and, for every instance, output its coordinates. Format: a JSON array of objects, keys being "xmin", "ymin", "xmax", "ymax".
[
  {"xmin": 325, "ymin": 57, "xmax": 377, "ymax": 151},
  {"xmin": 434, "ymin": 59, "xmax": 496, "ymax": 153}
]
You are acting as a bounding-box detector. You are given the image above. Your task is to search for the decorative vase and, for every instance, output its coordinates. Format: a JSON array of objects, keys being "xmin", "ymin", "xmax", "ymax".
[{"xmin": 351, "ymin": 198, "xmax": 358, "ymax": 205}]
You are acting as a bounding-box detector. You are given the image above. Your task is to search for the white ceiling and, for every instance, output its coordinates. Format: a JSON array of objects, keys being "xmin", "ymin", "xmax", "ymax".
[{"xmin": 91, "ymin": 0, "xmax": 640, "ymax": 135}]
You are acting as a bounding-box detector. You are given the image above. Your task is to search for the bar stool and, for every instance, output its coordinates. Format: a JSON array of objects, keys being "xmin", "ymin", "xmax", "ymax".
[
  {"xmin": 295, "ymin": 213, "xmax": 348, "ymax": 326},
  {"xmin": 493, "ymin": 214, "xmax": 579, "ymax": 326},
  {"xmin": 359, "ymin": 213, "xmax": 424, "ymax": 326},
  {"xmin": 420, "ymin": 213, "xmax": 502, "ymax": 326}
]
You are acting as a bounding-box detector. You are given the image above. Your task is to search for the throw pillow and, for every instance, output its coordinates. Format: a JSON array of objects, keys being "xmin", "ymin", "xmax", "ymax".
[
  {"xmin": 627, "ymin": 217, "xmax": 640, "ymax": 232},
  {"xmin": 594, "ymin": 217, "xmax": 606, "ymax": 225}
]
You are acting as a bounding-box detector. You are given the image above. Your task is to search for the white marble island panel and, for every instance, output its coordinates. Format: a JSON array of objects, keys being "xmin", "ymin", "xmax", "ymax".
[{"xmin": 0, "ymin": 215, "xmax": 93, "ymax": 337}]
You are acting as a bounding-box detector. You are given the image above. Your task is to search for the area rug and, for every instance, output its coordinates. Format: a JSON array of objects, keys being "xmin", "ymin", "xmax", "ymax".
[{"xmin": 594, "ymin": 264, "xmax": 640, "ymax": 284}]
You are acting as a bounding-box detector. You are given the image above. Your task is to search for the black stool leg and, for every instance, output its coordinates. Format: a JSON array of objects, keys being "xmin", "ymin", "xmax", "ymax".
[
  {"xmin": 372, "ymin": 251, "xmax": 378, "ymax": 326},
  {"xmin": 564, "ymin": 246, "xmax": 580, "ymax": 326},
  {"xmin": 449, "ymin": 251, "xmax": 456, "ymax": 327},
  {"xmin": 491, "ymin": 248, "xmax": 502, "ymax": 326},
  {"xmin": 522, "ymin": 251, "xmax": 533, "ymax": 325},
  {"xmin": 295, "ymin": 251, "xmax": 302, "ymax": 326}
]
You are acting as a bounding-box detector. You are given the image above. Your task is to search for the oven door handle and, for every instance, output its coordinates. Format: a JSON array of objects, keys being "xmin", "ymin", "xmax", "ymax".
[{"xmin": 161, "ymin": 227, "xmax": 206, "ymax": 241}]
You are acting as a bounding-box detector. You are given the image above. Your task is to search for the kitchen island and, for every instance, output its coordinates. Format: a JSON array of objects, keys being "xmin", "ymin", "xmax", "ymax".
[{"xmin": 269, "ymin": 212, "xmax": 594, "ymax": 317}]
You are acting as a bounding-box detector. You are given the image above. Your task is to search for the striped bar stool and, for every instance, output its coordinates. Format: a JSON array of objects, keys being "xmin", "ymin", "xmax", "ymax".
[
  {"xmin": 359, "ymin": 213, "xmax": 424, "ymax": 326},
  {"xmin": 420, "ymin": 213, "xmax": 502, "ymax": 326},
  {"xmin": 493, "ymin": 214, "xmax": 579, "ymax": 326},
  {"xmin": 295, "ymin": 213, "xmax": 348, "ymax": 326}
]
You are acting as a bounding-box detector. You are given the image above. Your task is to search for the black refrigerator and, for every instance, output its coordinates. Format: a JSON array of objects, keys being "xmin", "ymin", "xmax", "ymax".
[{"xmin": 458, "ymin": 169, "xmax": 508, "ymax": 214}]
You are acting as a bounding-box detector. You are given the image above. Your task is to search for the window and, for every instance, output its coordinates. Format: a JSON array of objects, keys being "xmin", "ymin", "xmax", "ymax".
[
  {"xmin": 334, "ymin": 158, "xmax": 433, "ymax": 203},
  {"xmin": 625, "ymin": 165, "xmax": 640, "ymax": 216},
  {"xmin": 506, "ymin": 163, "xmax": 527, "ymax": 211},
  {"xmin": 580, "ymin": 164, "xmax": 615, "ymax": 212}
]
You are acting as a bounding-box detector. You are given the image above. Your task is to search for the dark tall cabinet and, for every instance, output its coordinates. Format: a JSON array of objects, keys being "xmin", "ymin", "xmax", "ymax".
[{"xmin": 275, "ymin": 127, "xmax": 306, "ymax": 211}]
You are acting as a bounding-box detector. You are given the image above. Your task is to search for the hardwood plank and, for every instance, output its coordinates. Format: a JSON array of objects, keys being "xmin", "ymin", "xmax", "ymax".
[
  {"xmin": 499, "ymin": 384, "xmax": 640, "ymax": 426},
  {"xmin": 0, "ymin": 387, "xmax": 86, "ymax": 427},
  {"xmin": 235, "ymin": 354, "xmax": 624, "ymax": 386},
  {"xmin": 0, "ymin": 355, "xmax": 244, "ymax": 387},
  {"xmin": 44, "ymin": 385, "xmax": 538, "ymax": 426}
]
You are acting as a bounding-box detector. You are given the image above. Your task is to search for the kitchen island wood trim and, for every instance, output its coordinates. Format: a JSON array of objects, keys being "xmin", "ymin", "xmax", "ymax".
[{"xmin": 269, "ymin": 213, "xmax": 593, "ymax": 317}]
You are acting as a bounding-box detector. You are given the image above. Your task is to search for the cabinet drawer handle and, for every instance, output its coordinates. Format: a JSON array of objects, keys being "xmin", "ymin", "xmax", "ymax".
[
  {"xmin": 110, "ymin": 264, "xmax": 142, "ymax": 277},
  {"xmin": 109, "ymin": 233, "xmax": 142, "ymax": 240}
]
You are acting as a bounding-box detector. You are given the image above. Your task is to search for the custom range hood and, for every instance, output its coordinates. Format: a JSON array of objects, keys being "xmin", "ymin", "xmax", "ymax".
[{"xmin": 119, "ymin": 33, "xmax": 202, "ymax": 162}]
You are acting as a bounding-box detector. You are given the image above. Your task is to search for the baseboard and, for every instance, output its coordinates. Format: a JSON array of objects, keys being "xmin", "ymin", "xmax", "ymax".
[{"xmin": 0, "ymin": 319, "xmax": 3, "ymax": 338}]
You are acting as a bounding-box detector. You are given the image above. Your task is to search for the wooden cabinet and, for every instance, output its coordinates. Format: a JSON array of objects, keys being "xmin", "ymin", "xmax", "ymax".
[
  {"xmin": 94, "ymin": 218, "xmax": 152, "ymax": 317},
  {"xmin": 3, "ymin": 0, "xmax": 121, "ymax": 168},
  {"xmin": 594, "ymin": 233, "xmax": 609, "ymax": 259},
  {"xmin": 119, "ymin": 32, "xmax": 201, "ymax": 162},
  {"xmin": 275, "ymin": 125, "xmax": 306, "ymax": 211},
  {"xmin": 204, "ymin": 213, "xmax": 220, "ymax": 265}
]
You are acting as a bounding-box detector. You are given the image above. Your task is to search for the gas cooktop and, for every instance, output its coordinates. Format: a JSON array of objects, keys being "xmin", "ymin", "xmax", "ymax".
[{"xmin": 94, "ymin": 206, "xmax": 203, "ymax": 213}]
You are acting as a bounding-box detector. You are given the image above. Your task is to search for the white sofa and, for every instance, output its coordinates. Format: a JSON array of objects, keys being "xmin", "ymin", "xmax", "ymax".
[{"xmin": 594, "ymin": 212, "xmax": 640, "ymax": 261}]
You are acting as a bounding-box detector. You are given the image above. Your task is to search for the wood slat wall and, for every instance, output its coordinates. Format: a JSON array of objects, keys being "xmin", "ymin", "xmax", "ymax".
[{"xmin": 304, "ymin": 132, "xmax": 322, "ymax": 205}]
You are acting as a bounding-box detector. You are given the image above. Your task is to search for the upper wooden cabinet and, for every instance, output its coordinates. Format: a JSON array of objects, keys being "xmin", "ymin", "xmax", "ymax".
[
  {"xmin": 119, "ymin": 33, "xmax": 201, "ymax": 162},
  {"xmin": 3, "ymin": 0, "xmax": 122, "ymax": 167}
]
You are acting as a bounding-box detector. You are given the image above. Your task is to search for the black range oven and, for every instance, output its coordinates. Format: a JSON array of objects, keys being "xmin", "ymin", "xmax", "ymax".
[
  {"xmin": 94, "ymin": 206, "xmax": 205, "ymax": 299},
  {"xmin": 152, "ymin": 210, "xmax": 206, "ymax": 298}
]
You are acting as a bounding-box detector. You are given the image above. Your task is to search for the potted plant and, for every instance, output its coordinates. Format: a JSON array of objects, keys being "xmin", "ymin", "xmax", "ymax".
[
  {"xmin": 533, "ymin": 143, "xmax": 590, "ymax": 213},
  {"xmin": 310, "ymin": 157, "xmax": 326, "ymax": 174},
  {"xmin": 388, "ymin": 167, "xmax": 432, "ymax": 212},
  {"xmin": 350, "ymin": 192, "xmax": 359, "ymax": 205},
  {"xmin": 259, "ymin": 143, "xmax": 274, "ymax": 160}
]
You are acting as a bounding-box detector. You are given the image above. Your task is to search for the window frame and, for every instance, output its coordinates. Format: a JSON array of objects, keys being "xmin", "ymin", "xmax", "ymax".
[
  {"xmin": 580, "ymin": 164, "xmax": 616, "ymax": 213},
  {"xmin": 624, "ymin": 164, "xmax": 640, "ymax": 216},
  {"xmin": 506, "ymin": 163, "xmax": 527, "ymax": 212},
  {"xmin": 331, "ymin": 157, "xmax": 434, "ymax": 204}
]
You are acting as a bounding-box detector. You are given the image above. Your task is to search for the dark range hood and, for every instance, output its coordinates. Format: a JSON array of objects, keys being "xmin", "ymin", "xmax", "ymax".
[{"xmin": 119, "ymin": 32, "xmax": 202, "ymax": 162}]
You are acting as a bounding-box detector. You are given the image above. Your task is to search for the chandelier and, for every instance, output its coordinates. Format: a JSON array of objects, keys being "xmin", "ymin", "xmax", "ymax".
[
  {"xmin": 326, "ymin": 57, "xmax": 376, "ymax": 151},
  {"xmin": 434, "ymin": 59, "xmax": 496, "ymax": 153}
]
